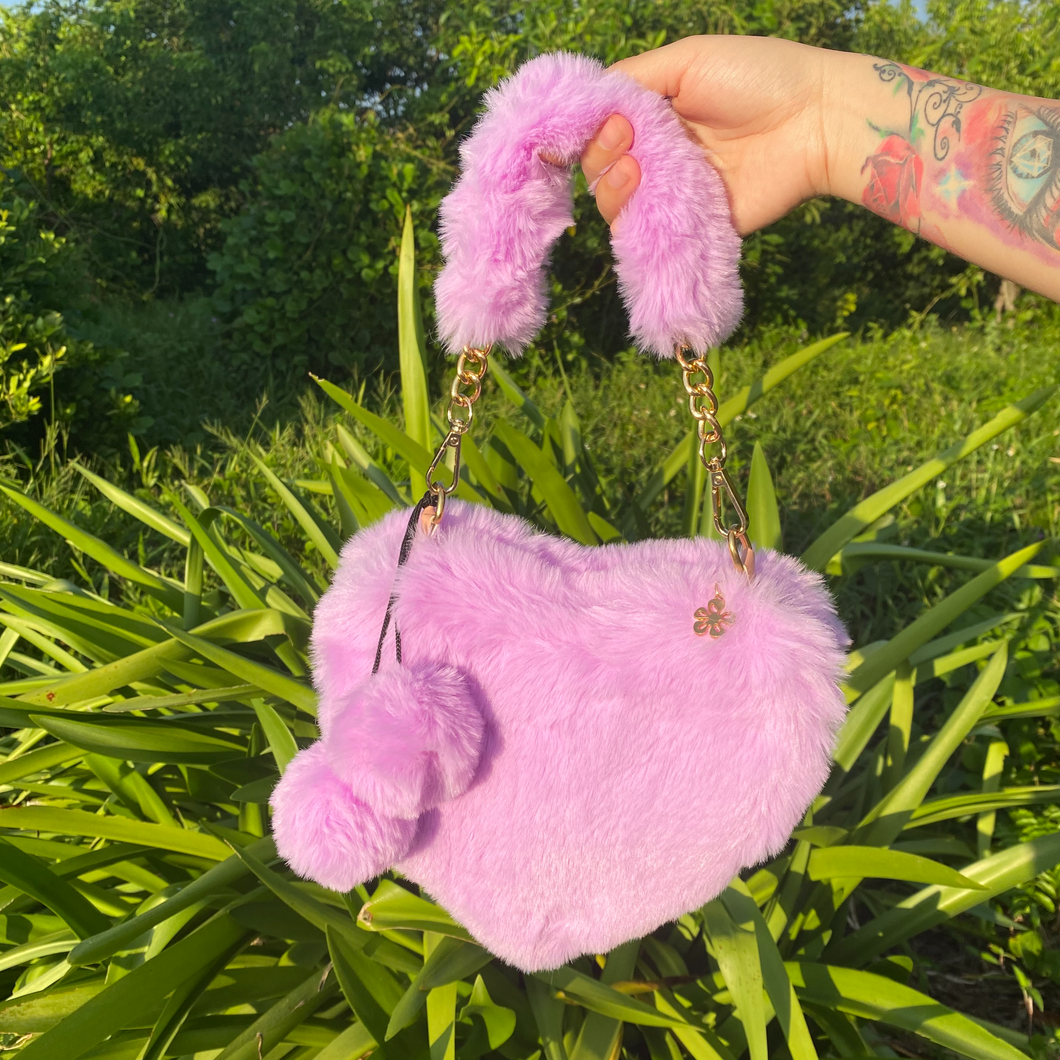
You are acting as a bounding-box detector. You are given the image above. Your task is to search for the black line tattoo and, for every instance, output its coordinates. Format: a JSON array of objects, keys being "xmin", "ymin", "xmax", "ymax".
[{"xmin": 874, "ymin": 61, "xmax": 983, "ymax": 162}]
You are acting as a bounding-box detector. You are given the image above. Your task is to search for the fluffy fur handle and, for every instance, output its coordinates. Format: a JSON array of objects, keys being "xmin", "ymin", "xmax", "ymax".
[{"xmin": 434, "ymin": 52, "xmax": 744, "ymax": 359}]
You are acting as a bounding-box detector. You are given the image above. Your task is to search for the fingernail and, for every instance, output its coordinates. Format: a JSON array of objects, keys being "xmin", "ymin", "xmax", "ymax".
[
  {"xmin": 606, "ymin": 162, "xmax": 632, "ymax": 190},
  {"xmin": 596, "ymin": 117, "xmax": 625, "ymax": 152}
]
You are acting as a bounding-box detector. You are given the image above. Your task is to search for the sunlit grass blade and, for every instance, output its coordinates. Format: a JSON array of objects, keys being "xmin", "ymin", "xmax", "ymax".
[
  {"xmin": 828, "ymin": 831, "xmax": 1060, "ymax": 966},
  {"xmin": 807, "ymin": 845, "xmax": 985, "ymax": 888},
  {"xmin": 398, "ymin": 205, "xmax": 433, "ymax": 497},
  {"xmin": 492, "ymin": 420, "xmax": 598, "ymax": 544},
  {"xmin": 212, "ymin": 505, "xmax": 322, "ymax": 605},
  {"xmin": 0, "ymin": 740, "xmax": 81, "ymax": 784},
  {"xmin": 716, "ymin": 334, "xmax": 849, "ymax": 427},
  {"xmin": 15, "ymin": 914, "xmax": 248, "ymax": 1060},
  {"xmin": 720, "ymin": 882, "xmax": 817, "ymax": 1060},
  {"xmin": 335, "ymin": 424, "xmax": 405, "ymax": 508},
  {"xmin": 387, "ymin": 935, "xmax": 491, "ymax": 1039},
  {"xmin": 250, "ymin": 698, "xmax": 298, "ymax": 773},
  {"xmin": 907, "ymin": 785, "xmax": 1060, "ymax": 827},
  {"xmin": 746, "ymin": 442, "xmax": 782, "ymax": 552},
  {"xmin": 857, "ymin": 643, "xmax": 1007, "ymax": 844},
  {"xmin": 570, "ymin": 939, "xmax": 639, "ymax": 1060},
  {"xmin": 231, "ymin": 846, "xmax": 419, "ymax": 975},
  {"xmin": 164, "ymin": 625, "xmax": 316, "ymax": 714},
  {"xmin": 703, "ymin": 900, "xmax": 768, "ymax": 1060},
  {"xmin": 32, "ymin": 713, "xmax": 245, "ymax": 764},
  {"xmin": 0, "ymin": 806, "xmax": 230, "ymax": 860},
  {"xmin": 358, "ymin": 879, "xmax": 471, "ymax": 943},
  {"xmin": 532, "ymin": 966, "xmax": 695, "ymax": 1031},
  {"xmin": 831, "ymin": 541, "xmax": 1059, "ymax": 579},
  {"xmin": 802, "ymin": 386, "xmax": 1055, "ymax": 571},
  {"xmin": 846, "ymin": 544, "xmax": 1037, "ymax": 696},
  {"xmin": 214, "ymin": 964, "xmax": 341, "ymax": 1060},
  {"xmin": 249, "ymin": 451, "xmax": 340, "ymax": 569},
  {"xmin": 786, "ymin": 962, "xmax": 1027, "ymax": 1060},
  {"xmin": 68, "ymin": 837, "xmax": 275, "ymax": 967},
  {"xmin": 0, "ymin": 485, "xmax": 184, "ymax": 612},
  {"xmin": 0, "ymin": 837, "xmax": 110, "ymax": 939},
  {"xmin": 490, "ymin": 359, "xmax": 546, "ymax": 430},
  {"xmin": 71, "ymin": 462, "xmax": 190, "ymax": 546}
]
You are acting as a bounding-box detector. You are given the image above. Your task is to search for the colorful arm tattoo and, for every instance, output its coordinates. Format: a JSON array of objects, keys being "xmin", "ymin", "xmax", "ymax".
[{"xmin": 861, "ymin": 60, "xmax": 1060, "ymax": 266}]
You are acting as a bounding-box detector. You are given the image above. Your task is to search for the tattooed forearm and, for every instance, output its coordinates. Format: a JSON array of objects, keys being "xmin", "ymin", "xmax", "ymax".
[{"xmin": 859, "ymin": 59, "xmax": 1060, "ymax": 267}]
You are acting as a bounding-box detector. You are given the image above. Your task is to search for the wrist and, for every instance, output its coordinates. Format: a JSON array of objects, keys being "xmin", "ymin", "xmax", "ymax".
[{"xmin": 817, "ymin": 51, "xmax": 889, "ymax": 204}]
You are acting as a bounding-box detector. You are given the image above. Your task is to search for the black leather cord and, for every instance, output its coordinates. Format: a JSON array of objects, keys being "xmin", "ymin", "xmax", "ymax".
[{"xmin": 371, "ymin": 492, "xmax": 434, "ymax": 675}]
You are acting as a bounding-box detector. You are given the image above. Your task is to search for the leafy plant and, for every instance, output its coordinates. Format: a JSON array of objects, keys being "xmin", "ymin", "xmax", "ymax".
[{"xmin": 0, "ymin": 222, "xmax": 1056, "ymax": 1060}]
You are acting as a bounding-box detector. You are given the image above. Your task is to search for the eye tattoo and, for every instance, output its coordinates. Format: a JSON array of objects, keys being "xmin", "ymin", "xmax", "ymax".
[{"xmin": 989, "ymin": 105, "xmax": 1060, "ymax": 249}]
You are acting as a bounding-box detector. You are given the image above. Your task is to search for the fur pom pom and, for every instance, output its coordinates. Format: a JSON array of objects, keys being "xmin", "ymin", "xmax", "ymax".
[
  {"xmin": 325, "ymin": 662, "xmax": 485, "ymax": 820},
  {"xmin": 434, "ymin": 52, "xmax": 742, "ymax": 357},
  {"xmin": 270, "ymin": 743, "xmax": 417, "ymax": 892}
]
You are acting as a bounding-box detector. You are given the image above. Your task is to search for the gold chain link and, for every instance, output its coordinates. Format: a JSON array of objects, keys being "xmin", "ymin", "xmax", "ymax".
[
  {"xmin": 676, "ymin": 345, "xmax": 755, "ymax": 578},
  {"xmin": 424, "ymin": 345, "xmax": 491, "ymax": 529}
]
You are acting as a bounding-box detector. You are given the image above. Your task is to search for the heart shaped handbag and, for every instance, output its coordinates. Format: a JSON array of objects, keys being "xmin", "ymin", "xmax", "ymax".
[{"xmin": 272, "ymin": 52, "xmax": 849, "ymax": 972}]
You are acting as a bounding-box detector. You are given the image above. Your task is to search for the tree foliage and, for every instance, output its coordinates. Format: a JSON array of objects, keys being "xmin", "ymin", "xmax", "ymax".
[{"xmin": 1, "ymin": 0, "xmax": 1058, "ymax": 399}]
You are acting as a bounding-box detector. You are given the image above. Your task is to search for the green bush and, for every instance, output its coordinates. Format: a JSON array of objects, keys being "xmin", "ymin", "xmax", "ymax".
[
  {"xmin": 208, "ymin": 112, "xmax": 446, "ymax": 376},
  {"xmin": 0, "ymin": 182, "xmax": 86, "ymax": 430}
]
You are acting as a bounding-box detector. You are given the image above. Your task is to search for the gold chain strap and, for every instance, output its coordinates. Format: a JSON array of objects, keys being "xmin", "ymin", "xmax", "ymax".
[
  {"xmin": 676, "ymin": 345, "xmax": 755, "ymax": 579},
  {"xmin": 423, "ymin": 341, "xmax": 753, "ymax": 578},
  {"xmin": 424, "ymin": 344, "xmax": 491, "ymax": 529}
]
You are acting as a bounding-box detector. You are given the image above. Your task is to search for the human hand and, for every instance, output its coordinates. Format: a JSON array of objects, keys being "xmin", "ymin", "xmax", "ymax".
[{"xmin": 582, "ymin": 35, "xmax": 837, "ymax": 234}]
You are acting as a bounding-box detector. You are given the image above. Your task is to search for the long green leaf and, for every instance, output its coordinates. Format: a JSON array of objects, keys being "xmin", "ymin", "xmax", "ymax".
[
  {"xmin": 398, "ymin": 205, "xmax": 432, "ymax": 497},
  {"xmin": 164, "ymin": 625, "xmax": 316, "ymax": 714},
  {"xmin": 214, "ymin": 966, "xmax": 340, "ymax": 1060},
  {"xmin": 68, "ymin": 837, "xmax": 275, "ymax": 967},
  {"xmin": 32, "ymin": 714, "xmax": 245, "ymax": 764},
  {"xmin": 249, "ymin": 452, "xmax": 340, "ymax": 569},
  {"xmin": 15, "ymin": 914, "xmax": 248, "ymax": 1060},
  {"xmin": 721, "ymin": 883, "xmax": 817, "ymax": 1060},
  {"xmin": 828, "ymin": 831, "xmax": 1060, "ymax": 965},
  {"xmin": 250, "ymin": 698, "xmax": 298, "ymax": 772},
  {"xmin": 807, "ymin": 846, "xmax": 985, "ymax": 888},
  {"xmin": 858, "ymin": 644, "xmax": 1007, "ymax": 844},
  {"xmin": 846, "ymin": 547, "xmax": 1035, "ymax": 696},
  {"xmin": 71, "ymin": 464, "xmax": 190, "ymax": 546},
  {"xmin": 492, "ymin": 420, "xmax": 598, "ymax": 544},
  {"xmin": 358, "ymin": 879, "xmax": 472, "ymax": 943},
  {"xmin": 387, "ymin": 936, "xmax": 492, "ymax": 1039},
  {"xmin": 533, "ymin": 967, "xmax": 695, "ymax": 1031},
  {"xmin": 0, "ymin": 486, "xmax": 184, "ymax": 612},
  {"xmin": 0, "ymin": 741, "xmax": 82, "ymax": 784},
  {"xmin": 746, "ymin": 442, "xmax": 782, "ymax": 552},
  {"xmin": 802, "ymin": 386, "xmax": 1055, "ymax": 570},
  {"xmin": 571, "ymin": 940, "xmax": 640, "ymax": 1060},
  {"xmin": 703, "ymin": 900, "xmax": 768, "ymax": 1060},
  {"xmin": 787, "ymin": 962, "xmax": 1027, "ymax": 1060},
  {"xmin": 0, "ymin": 806, "xmax": 230, "ymax": 860},
  {"xmin": 909, "ymin": 785, "xmax": 1060, "ymax": 827},
  {"xmin": 0, "ymin": 837, "xmax": 110, "ymax": 939}
]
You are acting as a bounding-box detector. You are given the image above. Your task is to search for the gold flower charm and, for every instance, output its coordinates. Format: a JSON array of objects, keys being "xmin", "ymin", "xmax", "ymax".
[{"xmin": 694, "ymin": 584, "xmax": 733, "ymax": 639}]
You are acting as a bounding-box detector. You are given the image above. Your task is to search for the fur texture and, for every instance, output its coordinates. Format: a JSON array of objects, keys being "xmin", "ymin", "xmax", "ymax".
[
  {"xmin": 270, "ymin": 743, "xmax": 417, "ymax": 892},
  {"xmin": 434, "ymin": 52, "xmax": 743, "ymax": 358},
  {"xmin": 325, "ymin": 662, "xmax": 485, "ymax": 819},
  {"xmin": 273, "ymin": 503, "xmax": 848, "ymax": 971}
]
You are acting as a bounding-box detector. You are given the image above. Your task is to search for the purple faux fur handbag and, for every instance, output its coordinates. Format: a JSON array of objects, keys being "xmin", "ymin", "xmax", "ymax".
[{"xmin": 271, "ymin": 52, "xmax": 849, "ymax": 972}]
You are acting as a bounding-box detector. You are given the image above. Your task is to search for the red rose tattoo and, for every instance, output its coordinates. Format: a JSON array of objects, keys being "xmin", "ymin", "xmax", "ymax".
[{"xmin": 861, "ymin": 133, "xmax": 924, "ymax": 229}]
